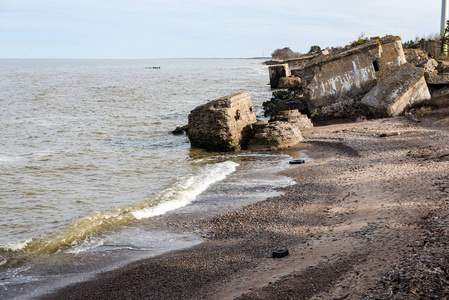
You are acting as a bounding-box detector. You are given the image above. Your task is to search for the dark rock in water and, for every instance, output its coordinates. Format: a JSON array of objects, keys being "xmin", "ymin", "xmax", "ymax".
[
  {"xmin": 272, "ymin": 249, "xmax": 289, "ymax": 258},
  {"xmin": 172, "ymin": 125, "xmax": 188, "ymax": 135},
  {"xmin": 262, "ymin": 98, "xmax": 290, "ymax": 117},
  {"xmin": 272, "ymin": 89, "xmax": 295, "ymax": 100}
]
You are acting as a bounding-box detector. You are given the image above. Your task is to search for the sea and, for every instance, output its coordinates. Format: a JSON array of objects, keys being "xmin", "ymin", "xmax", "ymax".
[{"xmin": 0, "ymin": 58, "xmax": 303, "ymax": 299}]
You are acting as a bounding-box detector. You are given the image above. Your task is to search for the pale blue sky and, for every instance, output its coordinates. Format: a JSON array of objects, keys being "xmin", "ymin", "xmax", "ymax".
[{"xmin": 0, "ymin": 0, "xmax": 442, "ymax": 59}]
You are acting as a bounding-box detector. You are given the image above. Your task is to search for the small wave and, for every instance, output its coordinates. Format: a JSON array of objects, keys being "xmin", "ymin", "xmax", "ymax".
[
  {"xmin": 132, "ymin": 160, "xmax": 237, "ymax": 219},
  {"xmin": 0, "ymin": 161, "xmax": 238, "ymax": 261},
  {"xmin": 3, "ymin": 238, "xmax": 32, "ymax": 252}
]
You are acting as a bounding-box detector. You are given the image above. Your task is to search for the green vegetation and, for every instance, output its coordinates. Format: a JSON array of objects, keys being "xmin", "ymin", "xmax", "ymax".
[{"xmin": 307, "ymin": 45, "xmax": 322, "ymax": 54}]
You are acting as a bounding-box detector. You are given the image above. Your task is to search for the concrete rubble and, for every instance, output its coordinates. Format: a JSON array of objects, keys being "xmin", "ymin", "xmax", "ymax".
[
  {"xmin": 248, "ymin": 110, "xmax": 312, "ymax": 151},
  {"xmin": 299, "ymin": 36, "xmax": 407, "ymax": 119},
  {"xmin": 267, "ymin": 35, "xmax": 449, "ymax": 120},
  {"xmin": 187, "ymin": 35, "xmax": 449, "ymax": 152},
  {"xmin": 188, "ymin": 92, "xmax": 314, "ymax": 151},
  {"xmin": 188, "ymin": 92, "xmax": 256, "ymax": 151},
  {"xmin": 268, "ymin": 64, "xmax": 290, "ymax": 88},
  {"xmin": 361, "ymin": 66, "xmax": 431, "ymax": 118}
]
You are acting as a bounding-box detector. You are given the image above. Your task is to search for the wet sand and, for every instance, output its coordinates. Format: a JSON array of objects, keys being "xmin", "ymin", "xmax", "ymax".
[{"xmin": 41, "ymin": 108, "xmax": 449, "ymax": 299}]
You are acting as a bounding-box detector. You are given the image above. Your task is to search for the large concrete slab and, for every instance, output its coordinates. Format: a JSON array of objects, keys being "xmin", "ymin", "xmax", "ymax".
[{"xmin": 361, "ymin": 66, "xmax": 431, "ymax": 117}]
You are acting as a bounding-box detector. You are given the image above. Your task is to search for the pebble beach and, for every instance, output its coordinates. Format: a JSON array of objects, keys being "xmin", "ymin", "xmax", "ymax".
[{"xmin": 41, "ymin": 108, "xmax": 449, "ymax": 299}]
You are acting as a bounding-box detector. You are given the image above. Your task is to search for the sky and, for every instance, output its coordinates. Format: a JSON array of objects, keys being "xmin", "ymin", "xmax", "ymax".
[{"xmin": 0, "ymin": 0, "xmax": 443, "ymax": 59}]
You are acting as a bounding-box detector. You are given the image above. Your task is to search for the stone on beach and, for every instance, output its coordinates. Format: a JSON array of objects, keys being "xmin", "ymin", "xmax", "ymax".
[
  {"xmin": 248, "ymin": 110, "xmax": 311, "ymax": 151},
  {"xmin": 247, "ymin": 120, "xmax": 303, "ymax": 151},
  {"xmin": 361, "ymin": 66, "xmax": 431, "ymax": 118},
  {"xmin": 188, "ymin": 92, "xmax": 256, "ymax": 151}
]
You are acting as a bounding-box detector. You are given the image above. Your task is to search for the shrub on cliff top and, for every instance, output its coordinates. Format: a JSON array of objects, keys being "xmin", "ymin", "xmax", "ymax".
[{"xmin": 271, "ymin": 47, "xmax": 302, "ymax": 60}]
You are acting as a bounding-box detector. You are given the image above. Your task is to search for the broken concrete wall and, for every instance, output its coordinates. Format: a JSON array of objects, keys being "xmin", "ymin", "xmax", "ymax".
[
  {"xmin": 376, "ymin": 36, "xmax": 407, "ymax": 81},
  {"xmin": 361, "ymin": 66, "xmax": 431, "ymax": 118},
  {"xmin": 300, "ymin": 36, "xmax": 406, "ymax": 119},
  {"xmin": 269, "ymin": 64, "xmax": 291, "ymax": 88},
  {"xmin": 301, "ymin": 40, "xmax": 381, "ymax": 118},
  {"xmin": 188, "ymin": 92, "xmax": 256, "ymax": 151}
]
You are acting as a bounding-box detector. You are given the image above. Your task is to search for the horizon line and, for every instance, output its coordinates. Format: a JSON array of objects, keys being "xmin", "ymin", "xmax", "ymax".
[{"xmin": 0, "ymin": 57, "xmax": 272, "ymax": 60}]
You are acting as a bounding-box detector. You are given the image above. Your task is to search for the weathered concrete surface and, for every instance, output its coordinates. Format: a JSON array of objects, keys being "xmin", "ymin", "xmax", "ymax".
[
  {"xmin": 270, "ymin": 110, "xmax": 313, "ymax": 129},
  {"xmin": 247, "ymin": 120, "xmax": 303, "ymax": 151},
  {"xmin": 301, "ymin": 36, "xmax": 406, "ymax": 119},
  {"xmin": 248, "ymin": 110, "xmax": 312, "ymax": 151},
  {"xmin": 301, "ymin": 41, "xmax": 380, "ymax": 118},
  {"xmin": 425, "ymin": 73, "xmax": 449, "ymax": 85},
  {"xmin": 376, "ymin": 36, "xmax": 407, "ymax": 81},
  {"xmin": 188, "ymin": 92, "xmax": 256, "ymax": 151},
  {"xmin": 265, "ymin": 55, "xmax": 316, "ymax": 76},
  {"xmin": 278, "ymin": 76, "xmax": 301, "ymax": 89},
  {"xmin": 269, "ymin": 64, "xmax": 291, "ymax": 88},
  {"xmin": 404, "ymin": 49, "xmax": 429, "ymax": 67},
  {"xmin": 361, "ymin": 66, "xmax": 431, "ymax": 118}
]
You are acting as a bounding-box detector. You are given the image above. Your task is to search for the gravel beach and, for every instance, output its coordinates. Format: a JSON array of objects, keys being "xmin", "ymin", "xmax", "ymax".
[{"xmin": 41, "ymin": 108, "xmax": 449, "ymax": 300}]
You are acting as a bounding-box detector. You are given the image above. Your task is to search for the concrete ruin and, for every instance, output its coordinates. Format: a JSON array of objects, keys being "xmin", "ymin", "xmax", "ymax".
[
  {"xmin": 300, "ymin": 36, "xmax": 406, "ymax": 119},
  {"xmin": 188, "ymin": 92, "xmax": 314, "ymax": 152},
  {"xmin": 247, "ymin": 110, "xmax": 312, "ymax": 151},
  {"xmin": 361, "ymin": 66, "xmax": 431, "ymax": 118},
  {"xmin": 188, "ymin": 92, "xmax": 256, "ymax": 151},
  {"xmin": 268, "ymin": 64, "xmax": 291, "ymax": 88}
]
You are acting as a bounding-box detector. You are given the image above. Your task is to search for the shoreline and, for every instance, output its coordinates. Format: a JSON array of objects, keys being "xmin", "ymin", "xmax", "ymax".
[{"xmin": 41, "ymin": 108, "xmax": 449, "ymax": 299}]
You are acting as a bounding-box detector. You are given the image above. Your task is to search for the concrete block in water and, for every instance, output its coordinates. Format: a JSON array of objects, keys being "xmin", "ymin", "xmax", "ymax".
[
  {"xmin": 188, "ymin": 92, "xmax": 256, "ymax": 151},
  {"xmin": 269, "ymin": 64, "xmax": 290, "ymax": 88}
]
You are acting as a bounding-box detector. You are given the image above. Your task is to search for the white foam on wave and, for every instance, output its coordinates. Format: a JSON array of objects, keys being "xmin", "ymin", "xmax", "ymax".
[
  {"xmin": 3, "ymin": 238, "xmax": 33, "ymax": 252},
  {"xmin": 132, "ymin": 160, "xmax": 238, "ymax": 220},
  {"xmin": 65, "ymin": 238, "xmax": 105, "ymax": 254},
  {"xmin": 0, "ymin": 161, "xmax": 237, "ymax": 258}
]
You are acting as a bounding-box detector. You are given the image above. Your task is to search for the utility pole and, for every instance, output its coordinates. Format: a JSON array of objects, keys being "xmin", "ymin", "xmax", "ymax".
[{"xmin": 441, "ymin": 0, "xmax": 449, "ymax": 55}]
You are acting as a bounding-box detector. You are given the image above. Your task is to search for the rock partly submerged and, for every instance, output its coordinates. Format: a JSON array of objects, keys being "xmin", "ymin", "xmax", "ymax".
[
  {"xmin": 188, "ymin": 92, "xmax": 256, "ymax": 151},
  {"xmin": 188, "ymin": 93, "xmax": 313, "ymax": 152}
]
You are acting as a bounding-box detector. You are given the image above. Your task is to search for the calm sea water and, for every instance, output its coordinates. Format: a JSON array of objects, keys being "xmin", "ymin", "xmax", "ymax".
[{"xmin": 0, "ymin": 59, "xmax": 298, "ymax": 298}]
